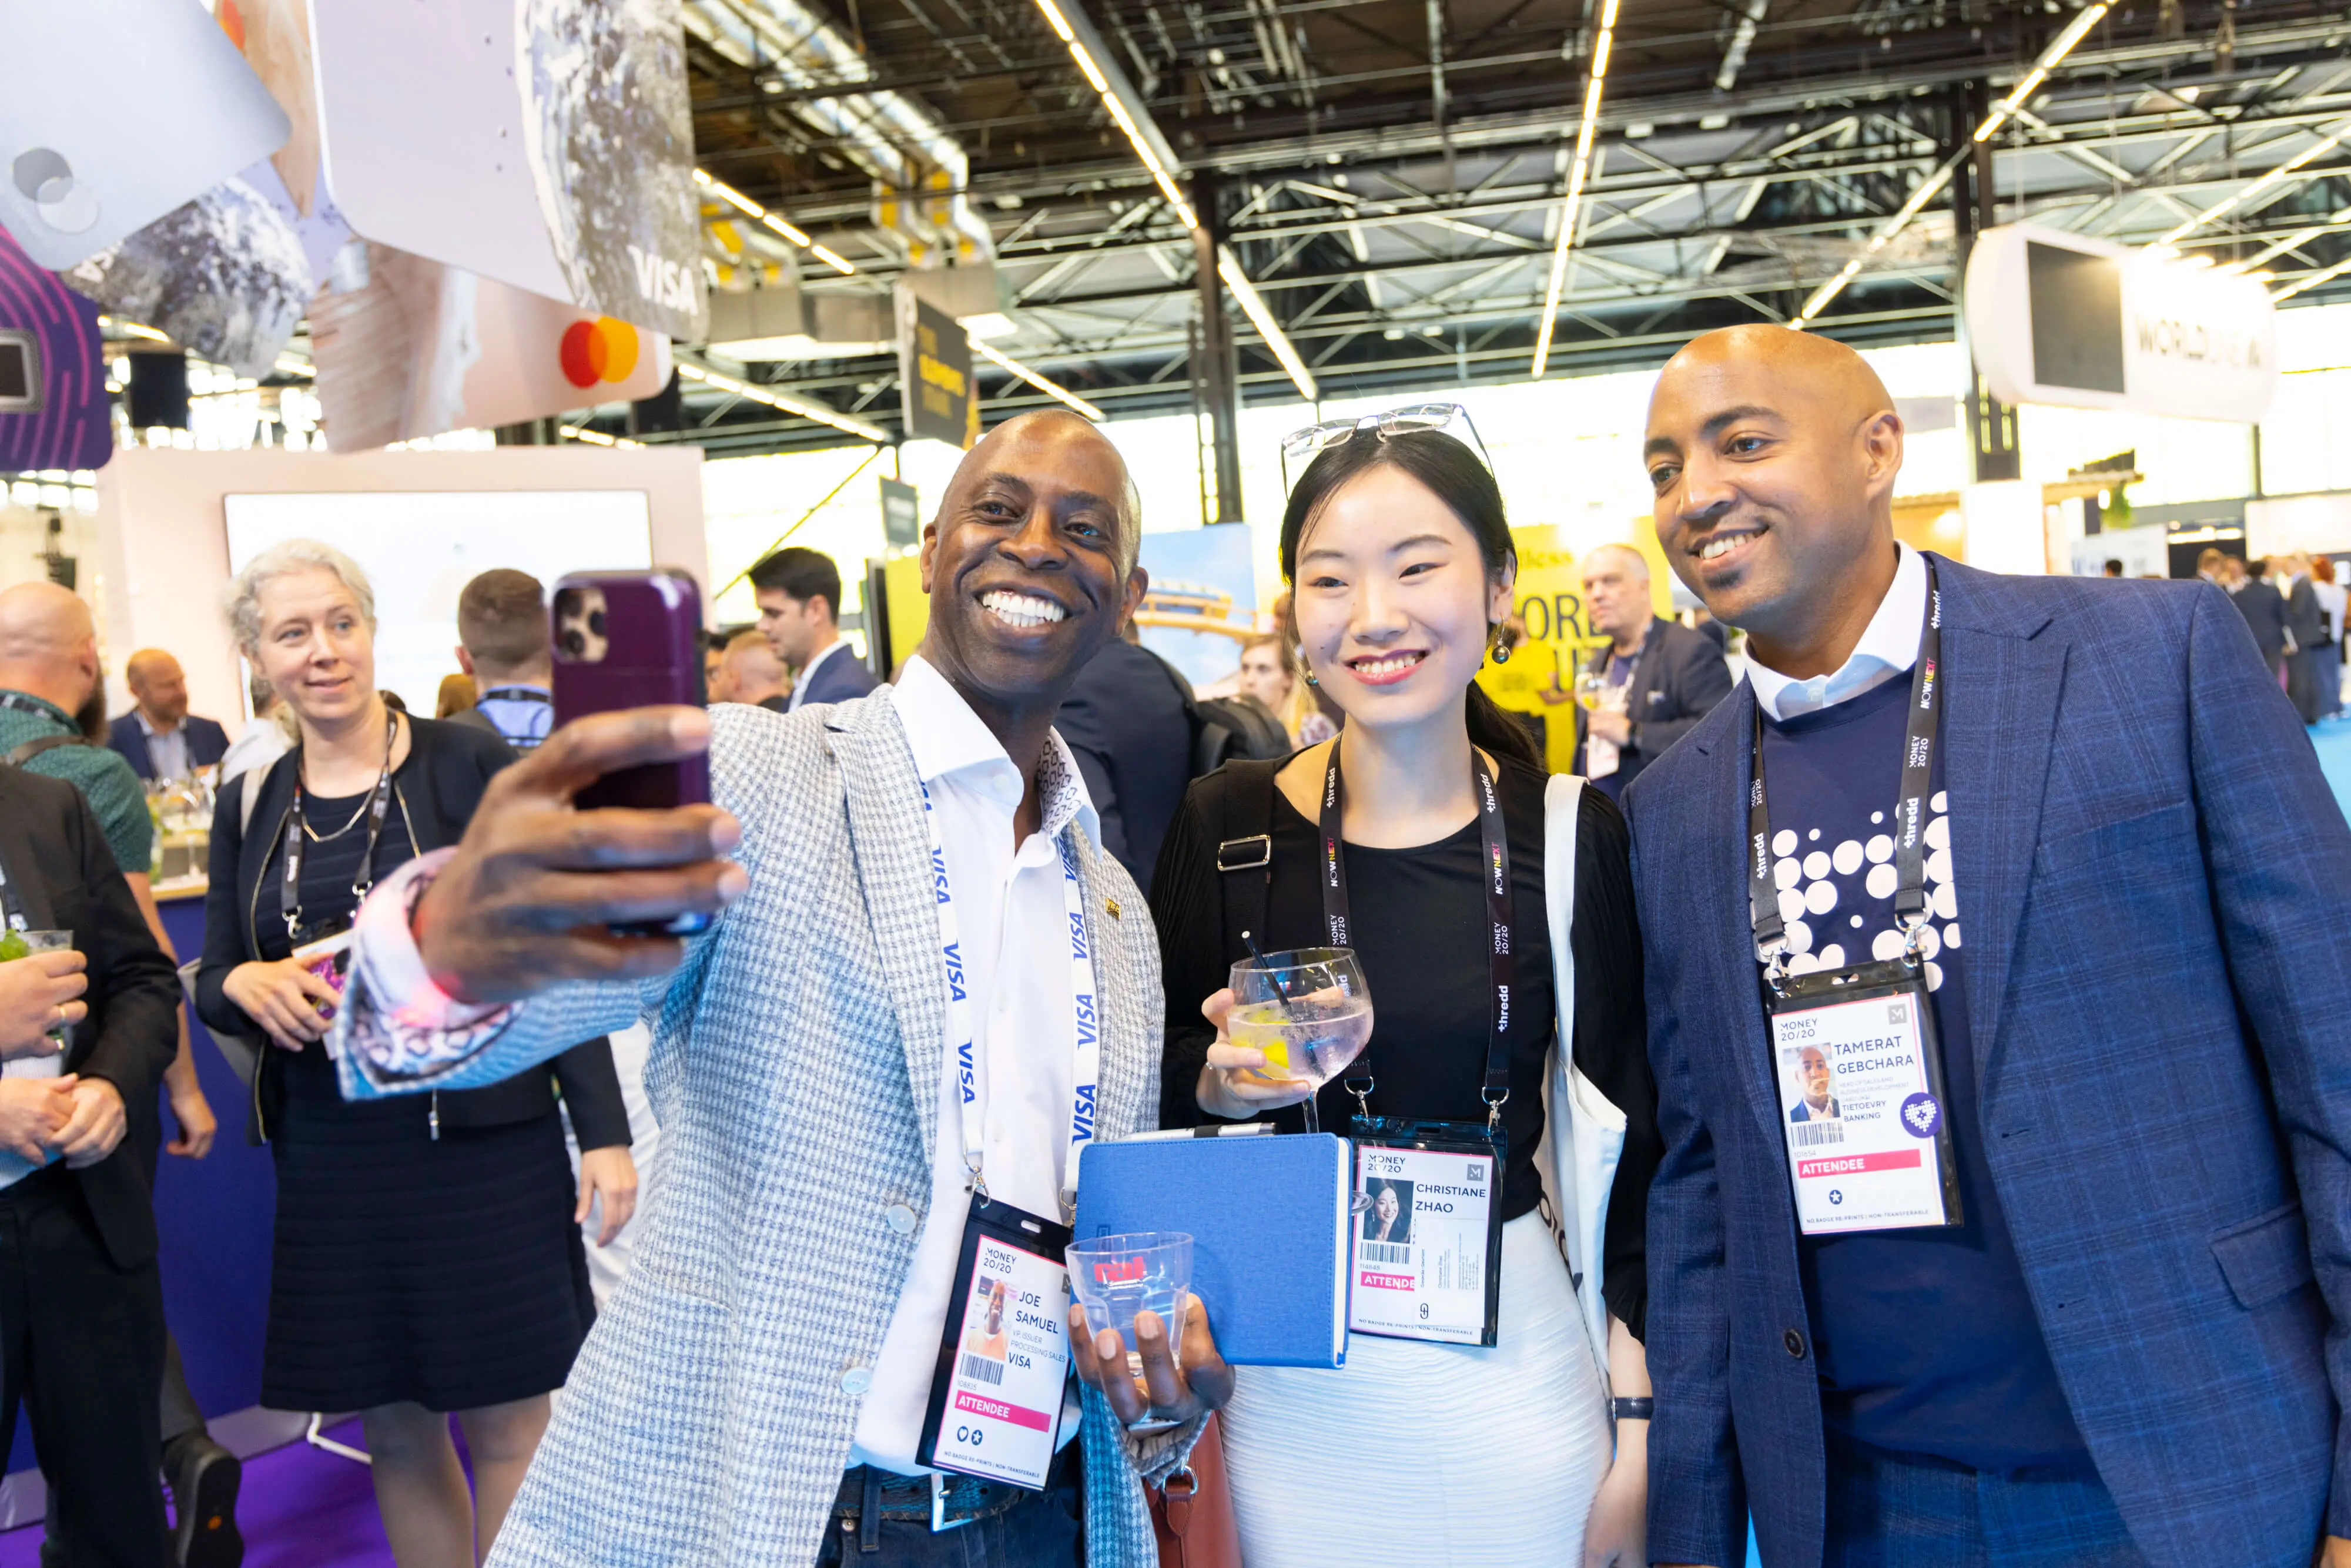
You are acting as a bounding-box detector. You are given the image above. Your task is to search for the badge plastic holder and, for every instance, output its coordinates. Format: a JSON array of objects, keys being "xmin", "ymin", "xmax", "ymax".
[
  {"xmin": 1348, "ymin": 1114, "xmax": 1508, "ymax": 1347},
  {"xmin": 915, "ymin": 1192, "xmax": 1073, "ymax": 1493},
  {"xmin": 1768, "ymin": 957, "xmax": 1964, "ymax": 1231}
]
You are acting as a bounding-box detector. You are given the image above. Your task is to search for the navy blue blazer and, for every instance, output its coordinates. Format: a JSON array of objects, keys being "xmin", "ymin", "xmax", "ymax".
[
  {"xmin": 1570, "ymin": 616, "xmax": 1734, "ymax": 789},
  {"xmin": 1054, "ymin": 638, "xmax": 1195, "ymax": 897},
  {"xmin": 1626, "ymin": 556, "xmax": 2348, "ymax": 1568},
  {"xmin": 106, "ymin": 711, "xmax": 228, "ymax": 780},
  {"xmin": 795, "ymin": 642, "xmax": 878, "ymax": 707}
]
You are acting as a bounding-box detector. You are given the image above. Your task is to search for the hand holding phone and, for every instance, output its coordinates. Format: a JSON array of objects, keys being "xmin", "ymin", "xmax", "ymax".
[
  {"xmin": 412, "ymin": 706, "xmax": 746, "ymax": 1006},
  {"xmin": 410, "ymin": 570, "xmax": 742, "ymax": 1004}
]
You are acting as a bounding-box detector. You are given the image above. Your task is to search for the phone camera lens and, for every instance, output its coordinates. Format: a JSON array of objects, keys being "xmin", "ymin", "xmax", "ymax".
[
  {"xmin": 560, "ymin": 629, "xmax": 585, "ymax": 658},
  {"xmin": 587, "ymin": 609, "xmax": 608, "ymax": 638}
]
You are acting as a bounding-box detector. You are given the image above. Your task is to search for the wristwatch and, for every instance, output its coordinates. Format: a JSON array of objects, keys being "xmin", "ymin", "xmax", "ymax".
[{"xmin": 1611, "ymin": 1396, "xmax": 1654, "ymax": 1422}]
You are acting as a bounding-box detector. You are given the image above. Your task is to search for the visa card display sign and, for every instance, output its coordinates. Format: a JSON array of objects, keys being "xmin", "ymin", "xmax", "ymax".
[
  {"xmin": 307, "ymin": 243, "xmax": 672, "ymax": 451},
  {"xmin": 309, "ymin": 0, "xmax": 707, "ymax": 341},
  {"xmin": 0, "ymin": 227, "xmax": 112, "ymax": 473},
  {"xmin": 1964, "ymin": 224, "xmax": 2279, "ymax": 424}
]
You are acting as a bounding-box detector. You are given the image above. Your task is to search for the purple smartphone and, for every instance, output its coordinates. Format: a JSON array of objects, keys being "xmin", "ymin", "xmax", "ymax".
[{"xmin": 550, "ymin": 569, "xmax": 714, "ymax": 934}]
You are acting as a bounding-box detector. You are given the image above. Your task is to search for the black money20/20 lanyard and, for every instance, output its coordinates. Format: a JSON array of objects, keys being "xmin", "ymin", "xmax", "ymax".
[
  {"xmin": 281, "ymin": 712, "xmax": 398, "ymax": 942},
  {"xmin": 1319, "ymin": 745, "xmax": 1518, "ymax": 1129},
  {"xmin": 1747, "ymin": 557, "xmax": 1943, "ymax": 990}
]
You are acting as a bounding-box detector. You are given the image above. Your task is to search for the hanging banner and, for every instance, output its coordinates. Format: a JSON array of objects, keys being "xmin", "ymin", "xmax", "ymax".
[
  {"xmin": 308, "ymin": 243, "xmax": 672, "ymax": 451},
  {"xmin": 58, "ymin": 0, "xmax": 350, "ymax": 378},
  {"xmin": 0, "ymin": 0, "xmax": 289, "ymax": 270},
  {"xmin": 1964, "ymin": 224, "xmax": 2279, "ymax": 424},
  {"xmin": 898, "ymin": 290, "xmax": 978, "ymax": 447},
  {"xmin": 309, "ymin": 0, "xmax": 706, "ymax": 341},
  {"xmin": 0, "ymin": 227, "xmax": 112, "ymax": 473},
  {"xmin": 881, "ymin": 475, "xmax": 923, "ymax": 550}
]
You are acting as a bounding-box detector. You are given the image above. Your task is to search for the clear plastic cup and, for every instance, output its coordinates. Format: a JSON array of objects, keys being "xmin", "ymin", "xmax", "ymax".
[
  {"xmin": 6, "ymin": 931, "xmax": 73, "ymax": 1048},
  {"xmin": 1067, "ymin": 1230, "xmax": 1194, "ymax": 1376}
]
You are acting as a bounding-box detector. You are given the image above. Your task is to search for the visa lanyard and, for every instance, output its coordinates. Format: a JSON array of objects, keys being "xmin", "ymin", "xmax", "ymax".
[
  {"xmin": 281, "ymin": 712, "xmax": 398, "ymax": 940},
  {"xmin": 1319, "ymin": 747, "xmax": 1517, "ymax": 1130},
  {"xmin": 919, "ymin": 776, "xmax": 1102, "ymax": 1215},
  {"xmin": 1748, "ymin": 557, "xmax": 1943, "ymax": 993}
]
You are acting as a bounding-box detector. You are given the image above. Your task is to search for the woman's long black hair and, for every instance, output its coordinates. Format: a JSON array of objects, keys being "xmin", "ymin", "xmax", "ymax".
[{"xmin": 1278, "ymin": 427, "xmax": 1543, "ymax": 770}]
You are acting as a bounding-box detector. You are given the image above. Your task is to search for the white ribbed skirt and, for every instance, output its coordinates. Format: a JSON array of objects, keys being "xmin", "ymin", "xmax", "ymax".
[{"xmin": 1218, "ymin": 1212, "xmax": 1613, "ymax": 1567}]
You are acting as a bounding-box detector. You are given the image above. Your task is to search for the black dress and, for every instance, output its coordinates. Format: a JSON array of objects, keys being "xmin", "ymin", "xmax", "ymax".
[
  {"xmin": 1153, "ymin": 753, "xmax": 1660, "ymax": 1339},
  {"xmin": 250, "ymin": 785, "xmax": 596, "ymax": 1414}
]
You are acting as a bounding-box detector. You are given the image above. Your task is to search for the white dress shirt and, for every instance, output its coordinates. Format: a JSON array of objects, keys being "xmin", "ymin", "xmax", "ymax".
[
  {"xmin": 786, "ymin": 637, "xmax": 852, "ymax": 712},
  {"xmin": 137, "ymin": 709, "xmax": 192, "ymax": 782},
  {"xmin": 1746, "ymin": 544, "xmax": 1928, "ymax": 722},
  {"xmin": 848, "ymin": 655, "xmax": 1099, "ymax": 1474}
]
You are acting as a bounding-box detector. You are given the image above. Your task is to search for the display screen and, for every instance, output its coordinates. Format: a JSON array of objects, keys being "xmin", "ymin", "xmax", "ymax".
[
  {"xmin": 2027, "ymin": 241, "xmax": 2126, "ymax": 394},
  {"xmin": 0, "ymin": 336, "xmax": 35, "ymax": 409},
  {"xmin": 223, "ymin": 490, "xmax": 655, "ymax": 716}
]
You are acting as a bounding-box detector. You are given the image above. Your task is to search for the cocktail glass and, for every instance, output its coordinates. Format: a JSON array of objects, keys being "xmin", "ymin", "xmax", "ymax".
[{"xmin": 1227, "ymin": 947, "xmax": 1372, "ymax": 1135}]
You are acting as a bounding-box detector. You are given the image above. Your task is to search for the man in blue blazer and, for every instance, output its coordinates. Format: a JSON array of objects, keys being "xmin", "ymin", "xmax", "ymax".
[
  {"xmin": 752, "ymin": 546, "xmax": 879, "ymax": 710},
  {"xmin": 1630, "ymin": 326, "xmax": 2349, "ymax": 1568},
  {"xmin": 105, "ymin": 650, "xmax": 228, "ymax": 782}
]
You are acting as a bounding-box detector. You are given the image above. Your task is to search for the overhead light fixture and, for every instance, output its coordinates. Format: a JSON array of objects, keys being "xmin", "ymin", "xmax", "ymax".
[
  {"xmin": 1031, "ymin": 0, "xmax": 1197, "ymax": 229},
  {"xmin": 562, "ymin": 424, "xmax": 644, "ymax": 449},
  {"xmin": 971, "ymin": 337, "xmax": 1107, "ymax": 420},
  {"xmin": 98, "ymin": 315, "xmax": 172, "ymax": 344},
  {"xmin": 694, "ymin": 168, "xmax": 858, "ymax": 276},
  {"xmin": 2154, "ymin": 119, "xmax": 2351, "ymax": 247},
  {"xmin": 1029, "ymin": 0, "xmax": 1312, "ymax": 400},
  {"xmin": 1791, "ymin": 6, "xmax": 2108, "ymax": 331},
  {"xmin": 2273, "ymin": 252, "xmax": 2351, "ymax": 301},
  {"xmin": 1974, "ymin": 4, "xmax": 2107, "ymax": 143},
  {"xmin": 1219, "ymin": 247, "xmax": 1318, "ymax": 400},
  {"xmin": 1532, "ymin": 0, "xmax": 1621, "ymax": 377},
  {"xmin": 676, "ymin": 361, "xmax": 889, "ymax": 442}
]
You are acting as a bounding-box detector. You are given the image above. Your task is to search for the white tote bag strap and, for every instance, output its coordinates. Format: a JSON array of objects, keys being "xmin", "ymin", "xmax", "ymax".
[{"xmin": 1535, "ymin": 772, "xmax": 1627, "ymax": 1384}]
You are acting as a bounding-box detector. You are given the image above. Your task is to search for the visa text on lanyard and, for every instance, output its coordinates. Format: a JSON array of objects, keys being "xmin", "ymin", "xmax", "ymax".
[{"xmin": 920, "ymin": 778, "xmax": 1103, "ymax": 1217}]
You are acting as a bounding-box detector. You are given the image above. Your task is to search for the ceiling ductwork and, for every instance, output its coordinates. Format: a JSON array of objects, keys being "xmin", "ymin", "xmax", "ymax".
[{"xmin": 682, "ymin": 0, "xmax": 994, "ymax": 266}]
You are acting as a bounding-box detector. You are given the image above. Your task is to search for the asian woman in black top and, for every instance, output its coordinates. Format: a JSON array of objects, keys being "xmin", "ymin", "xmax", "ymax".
[{"xmin": 1148, "ymin": 417, "xmax": 1662, "ymax": 1566}]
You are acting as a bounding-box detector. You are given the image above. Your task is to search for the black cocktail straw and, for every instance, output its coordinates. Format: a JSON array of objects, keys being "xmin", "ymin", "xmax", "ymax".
[{"xmin": 1241, "ymin": 930, "xmax": 1295, "ymax": 1006}]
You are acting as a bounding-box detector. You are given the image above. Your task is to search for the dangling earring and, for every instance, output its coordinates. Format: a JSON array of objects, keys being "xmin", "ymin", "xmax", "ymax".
[
  {"xmin": 1490, "ymin": 627, "xmax": 1512, "ymax": 664},
  {"xmin": 1304, "ymin": 667, "xmax": 1319, "ymax": 686}
]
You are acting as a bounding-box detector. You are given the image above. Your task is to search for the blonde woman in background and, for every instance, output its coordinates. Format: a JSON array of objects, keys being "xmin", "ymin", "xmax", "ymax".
[
  {"xmin": 1238, "ymin": 631, "xmax": 1337, "ymax": 748},
  {"xmin": 434, "ymin": 672, "xmax": 478, "ymax": 721}
]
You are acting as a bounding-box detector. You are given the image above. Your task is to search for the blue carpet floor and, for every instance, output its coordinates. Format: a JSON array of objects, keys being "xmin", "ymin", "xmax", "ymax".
[{"xmin": 2313, "ymin": 716, "xmax": 2351, "ymax": 817}]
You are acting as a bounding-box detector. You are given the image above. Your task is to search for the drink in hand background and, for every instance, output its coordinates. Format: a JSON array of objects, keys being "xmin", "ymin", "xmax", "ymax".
[
  {"xmin": 1067, "ymin": 1231, "xmax": 1194, "ymax": 1382},
  {"xmin": 2, "ymin": 931, "xmax": 73, "ymax": 1047}
]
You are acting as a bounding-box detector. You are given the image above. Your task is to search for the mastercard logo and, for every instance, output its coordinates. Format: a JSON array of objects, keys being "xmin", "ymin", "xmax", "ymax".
[{"xmin": 560, "ymin": 318, "xmax": 641, "ymax": 389}]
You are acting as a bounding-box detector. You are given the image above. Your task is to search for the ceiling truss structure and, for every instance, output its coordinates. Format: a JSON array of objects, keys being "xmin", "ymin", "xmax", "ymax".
[{"xmin": 604, "ymin": 1, "xmax": 2351, "ymax": 455}]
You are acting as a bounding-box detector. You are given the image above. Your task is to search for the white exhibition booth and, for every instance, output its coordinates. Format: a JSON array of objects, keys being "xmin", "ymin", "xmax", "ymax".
[{"xmin": 92, "ymin": 444, "xmax": 708, "ymax": 722}]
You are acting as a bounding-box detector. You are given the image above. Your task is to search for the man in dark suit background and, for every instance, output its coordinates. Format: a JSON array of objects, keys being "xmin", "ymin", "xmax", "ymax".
[
  {"xmin": 106, "ymin": 651, "xmax": 228, "ymax": 783},
  {"xmin": 1056, "ymin": 621, "xmax": 1191, "ymax": 896},
  {"xmin": 1634, "ymin": 325, "xmax": 2350, "ymax": 1568},
  {"xmin": 0, "ymin": 765, "xmax": 185, "ymax": 1567},
  {"xmin": 2283, "ymin": 553, "xmax": 2328, "ymax": 723},
  {"xmin": 2223, "ymin": 554, "xmax": 2292, "ymax": 678},
  {"xmin": 752, "ymin": 547, "xmax": 878, "ymax": 711},
  {"xmin": 1569, "ymin": 543, "xmax": 1733, "ymax": 799}
]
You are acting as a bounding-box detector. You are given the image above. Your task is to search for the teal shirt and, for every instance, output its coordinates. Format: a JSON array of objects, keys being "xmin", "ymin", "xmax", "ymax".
[{"xmin": 0, "ymin": 691, "xmax": 153, "ymax": 876}]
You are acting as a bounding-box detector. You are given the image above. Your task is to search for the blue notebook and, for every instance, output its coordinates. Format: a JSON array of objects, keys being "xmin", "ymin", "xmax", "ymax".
[{"xmin": 1074, "ymin": 1131, "xmax": 1352, "ymax": 1369}]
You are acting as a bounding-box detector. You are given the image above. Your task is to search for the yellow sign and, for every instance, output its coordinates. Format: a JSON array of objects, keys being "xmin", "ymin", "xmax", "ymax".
[{"xmin": 1476, "ymin": 522, "xmax": 1676, "ymax": 773}]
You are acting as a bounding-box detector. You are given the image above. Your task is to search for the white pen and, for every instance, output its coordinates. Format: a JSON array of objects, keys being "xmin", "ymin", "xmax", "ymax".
[{"xmin": 1117, "ymin": 1123, "xmax": 1278, "ymax": 1143}]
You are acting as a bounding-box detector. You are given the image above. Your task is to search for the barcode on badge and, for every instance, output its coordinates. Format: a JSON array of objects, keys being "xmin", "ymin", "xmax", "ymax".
[
  {"xmin": 1359, "ymin": 1241, "xmax": 1413, "ymax": 1265},
  {"xmin": 1789, "ymin": 1120, "xmax": 1844, "ymax": 1148},
  {"xmin": 958, "ymin": 1353, "xmax": 1006, "ymax": 1386}
]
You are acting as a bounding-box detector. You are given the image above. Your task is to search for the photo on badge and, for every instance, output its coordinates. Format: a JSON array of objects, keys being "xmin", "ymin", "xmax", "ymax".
[{"xmin": 1780, "ymin": 1044, "xmax": 1844, "ymax": 1129}]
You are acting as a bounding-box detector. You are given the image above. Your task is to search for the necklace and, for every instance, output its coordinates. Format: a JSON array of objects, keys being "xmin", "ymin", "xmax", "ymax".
[
  {"xmin": 297, "ymin": 713, "xmax": 394, "ymax": 842},
  {"xmin": 300, "ymin": 793, "xmax": 377, "ymax": 843}
]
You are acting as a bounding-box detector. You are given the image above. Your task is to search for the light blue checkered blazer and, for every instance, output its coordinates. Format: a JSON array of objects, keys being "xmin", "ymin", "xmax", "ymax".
[{"xmin": 343, "ymin": 689, "xmax": 1171, "ymax": 1567}]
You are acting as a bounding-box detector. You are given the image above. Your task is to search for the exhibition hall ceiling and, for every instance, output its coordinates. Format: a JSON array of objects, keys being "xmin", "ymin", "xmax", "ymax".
[{"xmin": 646, "ymin": 0, "xmax": 2351, "ymax": 453}]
